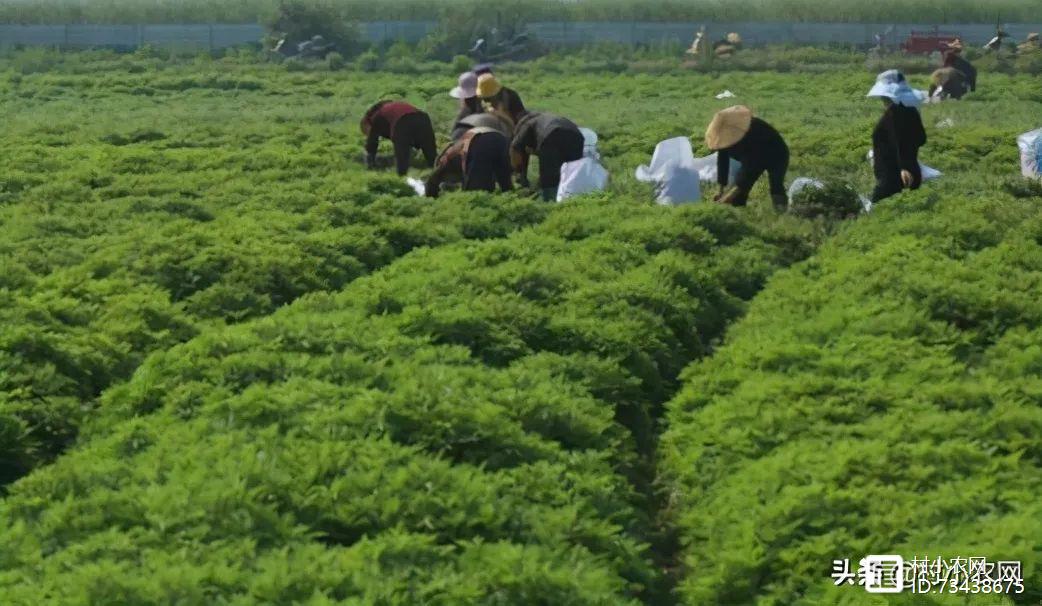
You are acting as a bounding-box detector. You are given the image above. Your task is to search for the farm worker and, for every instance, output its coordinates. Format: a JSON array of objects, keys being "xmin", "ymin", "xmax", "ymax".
[
  {"xmin": 714, "ymin": 32, "xmax": 742, "ymax": 58},
  {"xmin": 450, "ymin": 71, "xmax": 482, "ymax": 124},
  {"xmin": 705, "ymin": 105, "xmax": 790, "ymax": 210},
  {"xmin": 510, "ymin": 111, "xmax": 584, "ymax": 201},
  {"xmin": 929, "ymin": 66, "xmax": 969, "ymax": 100},
  {"xmin": 943, "ymin": 40, "xmax": 976, "ymax": 91},
  {"xmin": 474, "ymin": 68, "xmax": 527, "ymax": 123},
  {"xmin": 1019, "ymin": 33, "xmax": 1041, "ymax": 54},
  {"xmin": 425, "ymin": 124, "xmax": 513, "ymax": 198},
  {"xmin": 866, "ymin": 70, "xmax": 927, "ymax": 203},
  {"xmin": 450, "ymin": 111, "xmax": 514, "ymax": 143},
  {"xmin": 361, "ymin": 100, "xmax": 437, "ymax": 176}
]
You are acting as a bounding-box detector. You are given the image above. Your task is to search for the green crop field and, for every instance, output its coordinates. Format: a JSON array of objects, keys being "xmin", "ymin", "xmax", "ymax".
[{"xmin": 1, "ymin": 47, "xmax": 1041, "ymax": 604}]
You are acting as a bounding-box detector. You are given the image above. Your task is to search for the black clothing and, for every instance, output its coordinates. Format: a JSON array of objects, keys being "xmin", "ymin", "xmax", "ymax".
[
  {"xmin": 425, "ymin": 130, "xmax": 512, "ymax": 198},
  {"xmin": 950, "ymin": 55, "xmax": 977, "ymax": 91},
  {"xmin": 364, "ymin": 102, "xmax": 437, "ymax": 176},
  {"xmin": 717, "ymin": 117, "xmax": 789, "ymax": 196},
  {"xmin": 511, "ymin": 112, "xmax": 583, "ymax": 196},
  {"xmin": 871, "ymin": 103, "xmax": 927, "ymax": 203},
  {"xmin": 492, "ymin": 87, "xmax": 526, "ymax": 123}
]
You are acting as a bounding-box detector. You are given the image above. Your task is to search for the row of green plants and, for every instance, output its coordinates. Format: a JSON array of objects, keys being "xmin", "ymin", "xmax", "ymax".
[
  {"xmin": 662, "ymin": 190, "xmax": 1042, "ymax": 605},
  {"xmin": 0, "ymin": 197, "xmax": 813, "ymax": 603},
  {"xmin": 1, "ymin": 0, "xmax": 1038, "ymax": 25}
]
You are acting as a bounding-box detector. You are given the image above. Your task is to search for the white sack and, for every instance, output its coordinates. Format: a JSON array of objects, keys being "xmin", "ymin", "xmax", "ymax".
[
  {"xmin": 557, "ymin": 157, "xmax": 609, "ymax": 202},
  {"xmin": 1018, "ymin": 128, "xmax": 1042, "ymax": 179}
]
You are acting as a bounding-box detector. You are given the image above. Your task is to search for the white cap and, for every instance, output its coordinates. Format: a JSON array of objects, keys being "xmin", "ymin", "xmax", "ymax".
[
  {"xmin": 449, "ymin": 71, "xmax": 478, "ymax": 99},
  {"xmin": 867, "ymin": 69, "xmax": 923, "ymax": 107}
]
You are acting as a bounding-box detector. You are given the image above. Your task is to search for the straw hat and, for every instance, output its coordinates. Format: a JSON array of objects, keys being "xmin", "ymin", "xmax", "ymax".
[
  {"xmin": 450, "ymin": 71, "xmax": 478, "ymax": 99},
  {"xmin": 1028, "ymin": 33, "xmax": 1040, "ymax": 42},
  {"xmin": 726, "ymin": 32, "xmax": 742, "ymax": 45},
  {"xmin": 705, "ymin": 105, "xmax": 753, "ymax": 151},
  {"xmin": 476, "ymin": 73, "xmax": 502, "ymax": 99}
]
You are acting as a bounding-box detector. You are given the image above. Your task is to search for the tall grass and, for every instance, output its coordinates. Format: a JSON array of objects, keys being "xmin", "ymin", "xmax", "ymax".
[{"xmin": 0, "ymin": 0, "xmax": 1040, "ymax": 25}]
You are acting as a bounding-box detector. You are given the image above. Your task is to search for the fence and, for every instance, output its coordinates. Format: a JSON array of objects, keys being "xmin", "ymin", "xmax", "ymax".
[{"xmin": 2, "ymin": 22, "xmax": 1041, "ymax": 50}]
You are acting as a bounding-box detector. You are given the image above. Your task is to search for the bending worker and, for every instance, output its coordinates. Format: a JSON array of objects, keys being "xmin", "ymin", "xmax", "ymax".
[
  {"xmin": 361, "ymin": 100, "xmax": 437, "ymax": 176},
  {"xmin": 705, "ymin": 105, "xmax": 789, "ymax": 210},
  {"xmin": 929, "ymin": 65, "xmax": 968, "ymax": 100},
  {"xmin": 866, "ymin": 70, "xmax": 927, "ymax": 203},
  {"xmin": 944, "ymin": 39, "xmax": 976, "ymax": 91},
  {"xmin": 510, "ymin": 111, "xmax": 584, "ymax": 201},
  {"xmin": 426, "ymin": 113, "xmax": 513, "ymax": 198},
  {"xmin": 474, "ymin": 67, "xmax": 527, "ymax": 123}
]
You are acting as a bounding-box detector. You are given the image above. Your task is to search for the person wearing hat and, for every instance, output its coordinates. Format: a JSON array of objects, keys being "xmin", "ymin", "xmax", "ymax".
[
  {"xmin": 451, "ymin": 71, "xmax": 483, "ymax": 124},
  {"xmin": 360, "ymin": 100, "xmax": 437, "ymax": 176},
  {"xmin": 510, "ymin": 111, "xmax": 584, "ymax": 201},
  {"xmin": 705, "ymin": 105, "xmax": 789, "ymax": 210},
  {"xmin": 424, "ymin": 122, "xmax": 513, "ymax": 199},
  {"xmin": 713, "ymin": 32, "xmax": 743, "ymax": 58},
  {"xmin": 929, "ymin": 65, "xmax": 969, "ymax": 100},
  {"xmin": 866, "ymin": 70, "xmax": 927, "ymax": 203},
  {"xmin": 943, "ymin": 40, "xmax": 976, "ymax": 92},
  {"xmin": 475, "ymin": 71, "xmax": 527, "ymax": 124}
]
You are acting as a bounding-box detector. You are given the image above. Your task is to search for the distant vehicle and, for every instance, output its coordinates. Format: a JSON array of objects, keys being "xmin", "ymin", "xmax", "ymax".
[{"xmin": 902, "ymin": 28, "xmax": 961, "ymax": 54}]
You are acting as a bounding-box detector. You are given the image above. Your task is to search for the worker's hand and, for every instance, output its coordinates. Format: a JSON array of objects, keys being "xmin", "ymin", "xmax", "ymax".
[{"xmin": 900, "ymin": 170, "xmax": 913, "ymax": 188}]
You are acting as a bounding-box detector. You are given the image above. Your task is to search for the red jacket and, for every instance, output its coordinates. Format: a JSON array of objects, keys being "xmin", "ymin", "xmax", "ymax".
[{"xmin": 371, "ymin": 102, "xmax": 418, "ymax": 138}]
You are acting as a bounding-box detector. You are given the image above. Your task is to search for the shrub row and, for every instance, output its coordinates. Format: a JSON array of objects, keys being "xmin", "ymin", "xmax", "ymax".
[
  {"xmin": 662, "ymin": 191, "xmax": 1042, "ymax": 605},
  {"xmin": 0, "ymin": 198, "xmax": 812, "ymax": 603}
]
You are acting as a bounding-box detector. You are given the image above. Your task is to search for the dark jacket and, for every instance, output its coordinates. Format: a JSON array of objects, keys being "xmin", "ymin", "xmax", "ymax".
[
  {"xmin": 716, "ymin": 117, "xmax": 789, "ymax": 187},
  {"xmin": 872, "ymin": 103, "xmax": 926, "ymax": 181},
  {"xmin": 930, "ymin": 67, "xmax": 968, "ymax": 100},
  {"xmin": 946, "ymin": 54, "xmax": 977, "ymax": 91},
  {"xmin": 511, "ymin": 112, "xmax": 579, "ymax": 154},
  {"xmin": 490, "ymin": 87, "xmax": 526, "ymax": 123},
  {"xmin": 364, "ymin": 101, "xmax": 420, "ymax": 155},
  {"xmin": 454, "ymin": 97, "xmax": 483, "ymax": 124}
]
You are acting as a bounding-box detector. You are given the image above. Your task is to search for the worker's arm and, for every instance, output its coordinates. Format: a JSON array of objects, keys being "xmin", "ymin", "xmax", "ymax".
[
  {"xmin": 425, "ymin": 145, "xmax": 461, "ymax": 198},
  {"xmin": 716, "ymin": 149, "xmax": 731, "ymax": 188},
  {"xmin": 511, "ymin": 121, "xmax": 535, "ymax": 188},
  {"xmin": 364, "ymin": 117, "xmax": 383, "ymax": 164}
]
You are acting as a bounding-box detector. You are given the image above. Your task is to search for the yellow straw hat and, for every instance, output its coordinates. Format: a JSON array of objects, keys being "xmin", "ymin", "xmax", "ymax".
[
  {"xmin": 476, "ymin": 73, "xmax": 503, "ymax": 99},
  {"xmin": 726, "ymin": 32, "xmax": 742, "ymax": 45},
  {"xmin": 705, "ymin": 105, "xmax": 753, "ymax": 151},
  {"xmin": 1028, "ymin": 33, "xmax": 1040, "ymax": 42}
]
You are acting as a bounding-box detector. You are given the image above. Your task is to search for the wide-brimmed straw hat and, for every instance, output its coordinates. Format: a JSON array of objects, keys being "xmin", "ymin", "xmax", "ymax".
[
  {"xmin": 705, "ymin": 105, "xmax": 753, "ymax": 150},
  {"xmin": 726, "ymin": 32, "xmax": 742, "ymax": 44},
  {"xmin": 476, "ymin": 73, "xmax": 502, "ymax": 99},
  {"xmin": 450, "ymin": 71, "xmax": 478, "ymax": 99},
  {"xmin": 1028, "ymin": 33, "xmax": 1041, "ymax": 42},
  {"xmin": 867, "ymin": 69, "xmax": 923, "ymax": 107}
]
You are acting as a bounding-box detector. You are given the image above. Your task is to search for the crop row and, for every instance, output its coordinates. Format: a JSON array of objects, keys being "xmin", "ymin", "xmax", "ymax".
[
  {"xmin": 662, "ymin": 190, "xmax": 1042, "ymax": 604},
  {"xmin": 0, "ymin": 197, "xmax": 812, "ymax": 603}
]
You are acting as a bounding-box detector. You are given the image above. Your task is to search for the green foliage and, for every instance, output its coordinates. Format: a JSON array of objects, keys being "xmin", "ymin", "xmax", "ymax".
[
  {"xmin": 263, "ymin": 0, "xmax": 363, "ymax": 57},
  {"xmin": 0, "ymin": 196, "xmax": 810, "ymax": 602},
  {"xmin": 788, "ymin": 180, "xmax": 863, "ymax": 220},
  {"xmin": 662, "ymin": 193, "xmax": 1042, "ymax": 605}
]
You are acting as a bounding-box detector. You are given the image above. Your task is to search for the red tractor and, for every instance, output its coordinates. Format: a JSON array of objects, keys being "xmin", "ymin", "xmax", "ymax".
[{"xmin": 902, "ymin": 27, "xmax": 960, "ymax": 54}]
